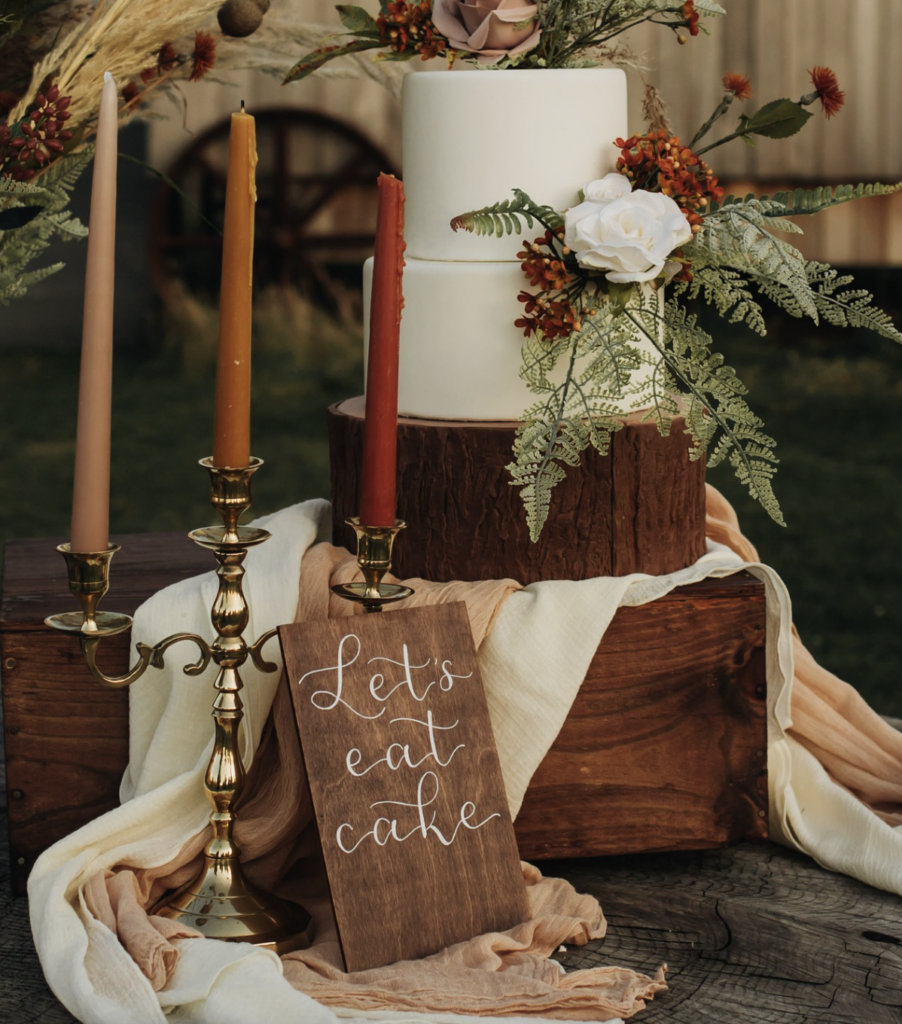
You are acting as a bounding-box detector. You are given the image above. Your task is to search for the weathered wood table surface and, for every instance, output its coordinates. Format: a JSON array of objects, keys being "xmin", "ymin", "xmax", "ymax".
[{"xmin": 3, "ymin": 771, "xmax": 901, "ymax": 1023}]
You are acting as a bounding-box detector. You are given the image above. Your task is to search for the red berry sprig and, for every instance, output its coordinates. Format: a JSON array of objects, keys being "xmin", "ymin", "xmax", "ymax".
[{"xmin": 1, "ymin": 84, "xmax": 74, "ymax": 181}]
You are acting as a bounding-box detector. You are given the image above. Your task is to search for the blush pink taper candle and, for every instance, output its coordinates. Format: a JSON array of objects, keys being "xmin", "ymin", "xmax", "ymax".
[{"xmin": 70, "ymin": 72, "xmax": 118, "ymax": 552}]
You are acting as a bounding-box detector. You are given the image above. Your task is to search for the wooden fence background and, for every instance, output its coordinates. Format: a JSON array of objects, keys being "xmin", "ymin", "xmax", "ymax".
[{"xmin": 147, "ymin": 0, "xmax": 902, "ymax": 265}]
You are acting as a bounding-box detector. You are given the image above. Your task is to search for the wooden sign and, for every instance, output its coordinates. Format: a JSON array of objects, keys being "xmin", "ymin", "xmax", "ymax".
[{"xmin": 279, "ymin": 601, "xmax": 528, "ymax": 972}]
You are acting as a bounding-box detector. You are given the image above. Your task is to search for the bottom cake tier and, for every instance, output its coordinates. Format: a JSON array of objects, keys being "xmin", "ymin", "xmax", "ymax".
[{"xmin": 328, "ymin": 396, "xmax": 707, "ymax": 584}]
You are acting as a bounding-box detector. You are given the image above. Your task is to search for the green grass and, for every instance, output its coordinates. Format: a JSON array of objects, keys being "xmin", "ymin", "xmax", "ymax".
[{"xmin": 2, "ymin": 275, "xmax": 902, "ymax": 718}]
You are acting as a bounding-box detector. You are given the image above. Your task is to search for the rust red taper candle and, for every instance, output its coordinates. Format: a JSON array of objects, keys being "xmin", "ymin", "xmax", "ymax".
[{"xmin": 359, "ymin": 173, "xmax": 405, "ymax": 527}]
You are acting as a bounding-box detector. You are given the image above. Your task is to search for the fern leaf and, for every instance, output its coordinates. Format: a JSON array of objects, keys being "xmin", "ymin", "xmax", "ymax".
[
  {"xmin": 629, "ymin": 300, "xmax": 785, "ymax": 526},
  {"xmin": 0, "ymin": 176, "xmax": 47, "ymax": 196},
  {"xmin": 451, "ymin": 189, "xmax": 563, "ymax": 237},
  {"xmin": 716, "ymin": 181, "xmax": 902, "ymax": 218}
]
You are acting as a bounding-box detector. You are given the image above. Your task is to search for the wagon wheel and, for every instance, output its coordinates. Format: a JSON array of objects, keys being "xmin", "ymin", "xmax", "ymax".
[{"xmin": 147, "ymin": 107, "xmax": 399, "ymax": 311}]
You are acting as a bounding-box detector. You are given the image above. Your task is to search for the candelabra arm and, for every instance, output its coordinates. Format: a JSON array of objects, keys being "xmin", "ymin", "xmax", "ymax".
[
  {"xmin": 248, "ymin": 627, "xmax": 280, "ymax": 673},
  {"xmin": 78, "ymin": 632, "xmax": 213, "ymax": 690}
]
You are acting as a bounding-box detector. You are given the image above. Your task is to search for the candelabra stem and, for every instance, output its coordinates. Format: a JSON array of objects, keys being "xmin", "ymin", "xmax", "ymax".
[
  {"xmin": 47, "ymin": 457, "xmax": 312, "ymax": 952},
  {"xmin": 150, "ymin": 459, "xmax": 312, "ymax": 953}
]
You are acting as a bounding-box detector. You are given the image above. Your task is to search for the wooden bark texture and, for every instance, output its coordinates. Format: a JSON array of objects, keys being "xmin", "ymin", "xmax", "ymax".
[
  {"xmin": 2, "ymin": 535, "xmax": 765, "ymax": 896},
  {"xmin": 328, "ymin": 397, "xmax": 707, "ymax": 585},
  {"xmin": 3, "ymin": 807, "xmax": 901, "ymax": 1024},
  {"xmin": 553, "ymin": 843, "xmax": 902, "ymax": 1024}
]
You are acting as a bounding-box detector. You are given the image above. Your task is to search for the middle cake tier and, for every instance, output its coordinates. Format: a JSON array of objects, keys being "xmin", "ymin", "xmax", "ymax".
[{"xmin": 363, "ymin": 256, "xmax": 662, "ymax": 421}]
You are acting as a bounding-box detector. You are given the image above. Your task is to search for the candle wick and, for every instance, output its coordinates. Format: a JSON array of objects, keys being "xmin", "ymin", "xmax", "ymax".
[
  {"xmin": 240, "ymin": 99, "xmax": 246, "ymax": 112},
  {"xmin": 104, "ymin": 71, "xmax": 113, "ymax": 84}
]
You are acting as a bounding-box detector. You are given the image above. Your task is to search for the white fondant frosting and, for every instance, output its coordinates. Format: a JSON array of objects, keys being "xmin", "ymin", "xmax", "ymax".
[
  {"xmin": 402, "ymin": 68, "xmax": 628, "ymax": 262},
  {"xmin": 364, "ymin": 257, "xmax": 661, "ymax": 421},
  {"xmin": 366, "ymin": 256, "xmax": 535, "ymax": 420},
  {"xmin": 363, "ymin": 68, "xmax": 636, "ymax": 421}
]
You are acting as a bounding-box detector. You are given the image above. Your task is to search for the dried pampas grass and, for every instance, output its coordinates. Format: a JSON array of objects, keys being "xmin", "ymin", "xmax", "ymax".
[
  {"xmin": 10, "ymin": 1, "xmax": 407, "ymax": 128},
  {"xmin": 10, "ymin": 0, "xmax": 222, "ymax": 123},
  {"xmin": 218, "ymin": 8, "xmax": 409, "ymax": 101}
]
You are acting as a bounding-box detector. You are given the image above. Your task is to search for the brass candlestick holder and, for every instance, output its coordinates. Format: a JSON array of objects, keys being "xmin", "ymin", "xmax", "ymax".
[
  {"xmin": 330, "ymin": 517, "xmax": 414, "ymax": 612},
  {"xmin": 46, "ymin": 457, "xmax": 312, "ymax": 955}
]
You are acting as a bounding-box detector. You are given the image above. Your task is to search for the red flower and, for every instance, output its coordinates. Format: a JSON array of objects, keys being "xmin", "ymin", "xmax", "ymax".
[
  {"xmin": 808, "ymin": 66, "xmax": 845, "ymax": 118},
  {"xmin": 189, "ymin": 31, "xmax": 217, "ymax": 82},
  {"xmin": 1, "ymin": 81, "xmax": 74, "ymax": 180},
  {"xmin": 682, "ymin": 1, "xmax": 700, "ymax": 36},
  {"xmin": 157, "ymin": 42, "xmax": 180, "ymax": 72},
  {"xmin": 722, "ymin": 72, "xmax": 752, "ymax": 102},
  {"xmin": 377, "ymin": 0, "xmax": 447, "ymax": 60},
  {"xmin": 122, "ymin": 82, "xmax": 142, "ymax": 105}
]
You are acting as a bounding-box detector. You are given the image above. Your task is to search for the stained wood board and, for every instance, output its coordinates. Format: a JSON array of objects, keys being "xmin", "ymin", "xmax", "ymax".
[{"xmin": 279, "ymin": 601, "xmax": 528, "ymax": 972}]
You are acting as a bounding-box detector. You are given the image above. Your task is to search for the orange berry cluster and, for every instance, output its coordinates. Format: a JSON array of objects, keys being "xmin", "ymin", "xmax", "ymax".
[
  {"xmin": 615, "ymin": 129, "xmax": 724, "ymax": 228},
  {"xmin": 377, "ymin": 1, "xmax": 447, "ymax": 60},
  {"xmin": 515, "ymin": 230, "xmax": 581, "ymax": 340}
]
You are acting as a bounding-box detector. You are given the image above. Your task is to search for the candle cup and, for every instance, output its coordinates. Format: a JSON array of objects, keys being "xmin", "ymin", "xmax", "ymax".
[
  {"xmin": 331, "ymin": 517, "xmax": 415, "ymax": 612},
  {"xmin": 44, "ymin": 544, "xmax": 133, "ymax": 637},
  {"xmin": 197, "ymin": 456, "xmax": 266, "ymax": 546}
]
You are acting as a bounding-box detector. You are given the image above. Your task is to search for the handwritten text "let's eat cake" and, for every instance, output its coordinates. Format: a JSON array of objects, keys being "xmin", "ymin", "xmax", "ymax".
[{"xmin": 294, "ymin": 633, "xmax": 502, "ymax": 853}]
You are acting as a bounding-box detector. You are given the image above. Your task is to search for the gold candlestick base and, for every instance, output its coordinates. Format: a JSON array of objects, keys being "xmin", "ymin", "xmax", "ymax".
[
  {"xmin": 330, "ymin": 517, "xmax": 414, "ymax": 612},
  {"xmin": 47, "ymin": 456, "xmax": 312, "ymax": 954}
]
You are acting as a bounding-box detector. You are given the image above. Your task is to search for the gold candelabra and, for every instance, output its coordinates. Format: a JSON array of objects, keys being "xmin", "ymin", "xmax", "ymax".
[
  {"xmin": 330, "ymin": 517, "xmax": 414, "ymax": 611},
  {"xmin": 46, "ymin": 457, "xmax": 312, "ymax": 955}
]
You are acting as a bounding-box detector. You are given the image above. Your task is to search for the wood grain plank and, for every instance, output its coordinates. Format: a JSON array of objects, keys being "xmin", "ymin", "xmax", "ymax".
[
  {"xmin": 1, "ymin": 533, "xmax": 210, "ymax": 628},
  {"xmin": 1, "ymin": 631, "xmax": 131, "ymax": 891},
  {"xmin": 280, "ymin": 602, "xmax": 528, "ymax": 972},
  {"xmin": 2, "ymin": 542, "xmax": 768, "ymax": 896},
  {"xmin": 554, "ymin": 844, "xmax": 902, "ymax": 1022},
  {"xmin": 516, "ymin": 573, "xmax": 768, "ymax": 858}
]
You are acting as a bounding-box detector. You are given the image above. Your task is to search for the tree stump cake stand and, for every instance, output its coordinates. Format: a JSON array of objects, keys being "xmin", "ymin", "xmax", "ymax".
[{"xmin": 328, "ymin": 397, "xmax": 707, "ymax": 584}]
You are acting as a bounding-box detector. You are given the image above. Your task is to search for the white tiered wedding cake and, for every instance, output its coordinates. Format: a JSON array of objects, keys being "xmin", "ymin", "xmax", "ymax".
[{"xmin": 363, "ymin": 68, "xmax": 629, "ymax": 421}]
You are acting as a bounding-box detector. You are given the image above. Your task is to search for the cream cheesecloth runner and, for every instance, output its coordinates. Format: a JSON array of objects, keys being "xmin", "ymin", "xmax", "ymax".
[{"xmin": 28, "ymin": 488, "xmax": 902, "ymax": 1024}]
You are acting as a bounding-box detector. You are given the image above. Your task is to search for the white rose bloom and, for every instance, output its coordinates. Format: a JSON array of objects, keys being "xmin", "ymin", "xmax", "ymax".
[
  {"xmin": 582, "ymin": 173, "xmax": 633, "ymax": 204},
  {"xmin": 564, "ymin": 187, "xmax": 693, "ymax": 284}
]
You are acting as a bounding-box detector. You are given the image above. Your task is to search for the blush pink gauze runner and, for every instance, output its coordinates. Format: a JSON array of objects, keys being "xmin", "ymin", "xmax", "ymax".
[{"xmin": 78, "ymin": 485, "xmax": 902, "ymax": 1019}]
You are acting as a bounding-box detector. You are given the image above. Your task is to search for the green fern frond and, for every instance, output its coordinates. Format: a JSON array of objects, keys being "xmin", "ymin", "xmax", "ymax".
[
  {"xmin": 0, "ymin": 149, "xmax": 94, "ymax": 305},
  {"xmin": 673, "ymin": 263, "xmax": 768, "ymax": 335},
  {"xmin": 806, "ymin": 262, "xmax": 902, "ymax": 344},
  {"xmin": 628, "ymin": 300, "xmax": 785, "ymax": 525},
  {"xmin": 451, "ymin": 189, "xmax": 563, "ymax": 238},
  {"xmin": 716, "ymin": 180, "xmax": 902, "ymax": 218},
  {"xmin": 0, "ymin": 177, "xmax": 47, "ymax": 196},
  {"xmin": 694, "ymin": 207, "xmax": 817, "ymax": 320}
]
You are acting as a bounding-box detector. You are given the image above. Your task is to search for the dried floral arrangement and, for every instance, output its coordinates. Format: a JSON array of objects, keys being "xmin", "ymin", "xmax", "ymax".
[
  {"xmin": 286, "ymin": 0, "xmax": 723, "ymax": 81},
  {"xmin": 0, "ymin": 0, "xmax": 344, "ymax": 306},
  {"xmin": 451, "ymin": 67, "xmax": 902, "ymax": 538}
]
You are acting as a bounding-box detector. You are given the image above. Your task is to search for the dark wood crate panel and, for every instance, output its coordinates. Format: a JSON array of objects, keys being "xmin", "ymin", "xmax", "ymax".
[
  {"xmin": 329, "ymin": 397, "xmax": 707, "ymax": 585},
  {"xmin": 514, "ymin": 573, "xmax": 768, "ymax": 859},
  {"xmin": 2, "ymin": 534, "xmax": 767, "ymax": 895},
  {"xmin": 1, "ymin": 534, "xmax": 211, "ymax": 892}
]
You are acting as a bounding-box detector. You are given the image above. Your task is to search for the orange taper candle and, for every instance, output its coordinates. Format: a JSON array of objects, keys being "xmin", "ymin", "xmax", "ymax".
[
  {"xmin": 360, "ymin": 174, "xmax": 405, "ymax": 527},
  {"xmin": 213, "ymin": 103, "xmax": 257, "ymax": 468},
  {"xmin": 70, "ymin": 72, "xmax": 118, "ymax": 553}
]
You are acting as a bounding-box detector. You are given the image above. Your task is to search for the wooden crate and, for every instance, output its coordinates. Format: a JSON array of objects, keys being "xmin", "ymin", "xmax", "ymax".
[{"xmin": 1, "ymin": 535, "xmax": 768, "ymax": 894}]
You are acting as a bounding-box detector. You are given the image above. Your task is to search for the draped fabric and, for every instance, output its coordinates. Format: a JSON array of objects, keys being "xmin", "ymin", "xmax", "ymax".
[{"xmin": 28, "ymin": 489, "xmax": 902, "ymax": 1024}]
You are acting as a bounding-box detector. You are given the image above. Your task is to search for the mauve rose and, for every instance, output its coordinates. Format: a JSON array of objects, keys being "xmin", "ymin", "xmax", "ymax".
[
  {"xmin": 565, "ymin": 178, "xmax": 693, "ymax": 284},
  {"xmin": 431, "ymin": 0, "xmax": 541, "ymax": 64}
]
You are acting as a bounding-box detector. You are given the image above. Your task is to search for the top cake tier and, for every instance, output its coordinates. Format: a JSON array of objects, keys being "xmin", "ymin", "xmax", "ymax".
[{"xmin": 402, "ymin": 68, "xmax": 628, "ymax": 262}]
